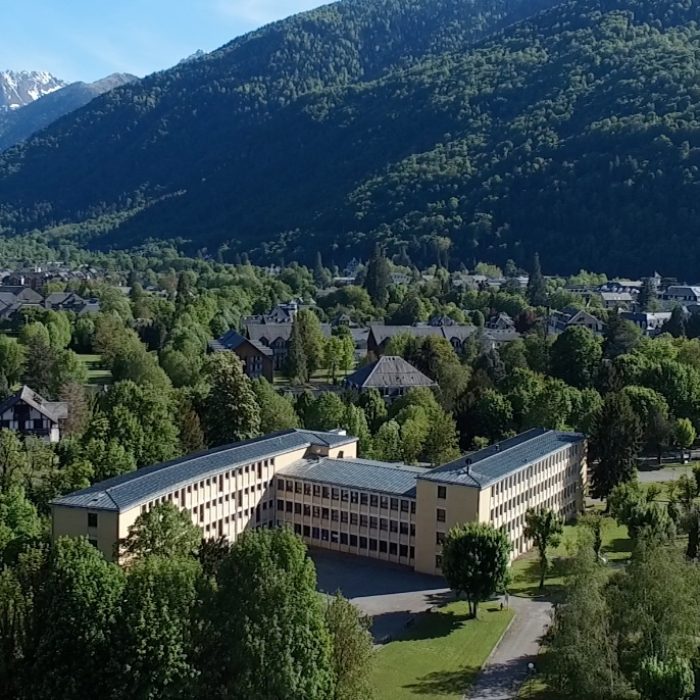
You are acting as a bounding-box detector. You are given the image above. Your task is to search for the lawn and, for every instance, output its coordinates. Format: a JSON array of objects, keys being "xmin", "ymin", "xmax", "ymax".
[
  {"xmin": 78, "ymin": 353, "xmax": 112, "ymax": 386},
  {"xmin": 508, "ymin": 514, "xmax": 632, "ymax": 599},
  {"xmin": 371, "ymin": 601, "xmax": 514, "ymax": 700}
]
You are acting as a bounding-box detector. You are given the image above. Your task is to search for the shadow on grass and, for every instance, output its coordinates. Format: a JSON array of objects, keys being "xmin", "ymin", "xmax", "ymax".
[
  {"xmin": 509, "ymin": 558, "xmax": 568, "ymax": 601},
  {"xmin": 390, "ymin": 609, "xmax": 471, "ymax": 642},
  {"xmin": 403, "ymin": 665, "xmax": 479, "ymax": 696},
  {"xmin": 605, "ymin": 537, "xmax": 633, "ymax": 555}
]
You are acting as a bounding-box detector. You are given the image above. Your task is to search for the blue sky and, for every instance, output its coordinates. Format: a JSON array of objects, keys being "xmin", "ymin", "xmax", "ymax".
[{"xmin": 2, "ymin": 0, "xmax": 326, "ymax": 82}]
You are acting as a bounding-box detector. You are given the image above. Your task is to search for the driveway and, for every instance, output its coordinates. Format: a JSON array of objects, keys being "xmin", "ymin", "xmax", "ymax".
[
  {"xmin": 464, "ymin": 596, "xmax": 552, "ymax": 700},
  {"xmin": 637, "ymin": 465, "xmax": 691, "ymax": 483},
  {"xmin": 310, "ymin": 548, "xmax": 449, "ymax": 641}
]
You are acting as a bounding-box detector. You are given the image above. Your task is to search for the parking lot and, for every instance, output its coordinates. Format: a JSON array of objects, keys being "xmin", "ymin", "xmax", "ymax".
[{"xmin": 310, "ymin": 548, "xmax": 450, "ymax": 641}]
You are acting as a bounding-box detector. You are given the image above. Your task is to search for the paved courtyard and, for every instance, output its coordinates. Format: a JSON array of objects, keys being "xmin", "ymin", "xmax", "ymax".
[{"xmin": 310, "ymin": 548, "xmax": 449, "ymax": 641}]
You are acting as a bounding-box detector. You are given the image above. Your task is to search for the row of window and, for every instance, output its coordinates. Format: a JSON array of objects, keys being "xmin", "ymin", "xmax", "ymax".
[
  {"xmin": 291, "ymin": 522, "xmax": 415, "ymax": 559},
  {"xmin": 279, "ymin": 479, "xmax": 415, "ymax": 513},
  {"xmin": 279, "ymin": 501, "xmax": 416, "ymax": 535},
  {"xmin": 492, "ymin": 482, "xmax": 578, "ymax": 524},
  {"xmin": 491, "ymin": 448, "xmax": 576, "ymax": 495}
]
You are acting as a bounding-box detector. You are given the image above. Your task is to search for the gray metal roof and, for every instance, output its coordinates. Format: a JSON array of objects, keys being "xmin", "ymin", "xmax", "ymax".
[
  {"xmin": 418, "ymin": 429, "xmax": 585, "ymax": 488},
  {"xmin": 51, "ymin": 429, "xmax": 357, "ymax": 513},
  {"xmin": 246, "ymin": 322, "xmax": 332, "ymax": 344},
  {"xmin": 345, "ymin": 355, "xmax": 434, "ymax": 390},
  {"xmin": 280, "ymin": 457, "xmax": 426, "ymax": 497},
  {"xmin": 209, "ymin": 330, "xmax": 273, "ymax": 356}
]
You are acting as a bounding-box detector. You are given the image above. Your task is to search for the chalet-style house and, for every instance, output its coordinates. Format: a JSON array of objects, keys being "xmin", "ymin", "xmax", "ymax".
[
  {"xmin": 0, "ymin": 386, "xmax": 68, "ymax": 443},
  {"xmin": 208, "ymin": 330, "xmax": 274, "ymax": 381},
  {"xmin": 548, "ymin": 309, "xmax": 606, "ymax": 336},
  {"xmin": 344, "ymin": 356, "xmax": 435, "ymax": 400}
]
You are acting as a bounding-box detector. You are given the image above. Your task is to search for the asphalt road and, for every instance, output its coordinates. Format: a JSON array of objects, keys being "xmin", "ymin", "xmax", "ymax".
[{"xmin": 464, "ymin": 596, "xmax": 552, "ymax": 700}]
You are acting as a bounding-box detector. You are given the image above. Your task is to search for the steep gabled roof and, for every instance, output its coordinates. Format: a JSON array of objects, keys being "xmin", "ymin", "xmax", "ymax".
[
  {"xmin": 345, "ymin": 355, "xmax": 434, "ymax": 390},
  {"xmin": 0, "ymin": 385, "xmax": 66, "ymax": 422}
]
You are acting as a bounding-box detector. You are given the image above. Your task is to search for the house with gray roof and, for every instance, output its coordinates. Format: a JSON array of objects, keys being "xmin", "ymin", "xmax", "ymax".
[
  {"xmin": 344, "ymin": 355, "xmax": 435, "ymax": 400},
  {"xmin": 209, "ymin": 329, "xmax": 274, "ymax": 381},
  {"xmin": 0, "ymin": 385, "xmax": 68, "ymax": 443}
]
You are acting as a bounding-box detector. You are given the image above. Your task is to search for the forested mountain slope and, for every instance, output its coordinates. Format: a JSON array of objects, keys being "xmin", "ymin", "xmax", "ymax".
[{"xmin": 0, "ymin": 0, "xmax": 699, "ymax": 275}]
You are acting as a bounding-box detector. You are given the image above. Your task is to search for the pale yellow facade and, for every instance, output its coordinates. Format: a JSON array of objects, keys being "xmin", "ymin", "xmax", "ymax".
[
  {"xmin": 275, "ymin": 476, "xmax": 417, "ymax": 567},
  {"xmin": 51, "ymin": 432, "xmax": 357, "ymax": 563},
  {"xmin": 51, "ymin": 428, "xmax": 586, "ymax": 578}
]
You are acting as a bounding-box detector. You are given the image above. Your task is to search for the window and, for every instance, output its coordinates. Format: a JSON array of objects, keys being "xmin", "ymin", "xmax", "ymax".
[
  {"xmin": 322, "ymin": 508, "xmax": 329, "ymax": 520},
  {"xmin": 295, "ymin": 482, "xmax": 302, "ymax": 494},
  {"xmin": 294, "ymin": 502, "xmax": 302, "ymax": 515},
  {"xmin": 331, "ymin": 509, "xmax": 339, "ymax": 522},
  {"xmin": 360, "ymin": 493, "xmax": 368, "ymax": 506},
  {"xmin": 322, "ymin": 487, "xmax": 330, "ymax": 499},
  {"xmin": 87, "ymin": 512, "xmax": 98, "ymax": 528},
  {"xmin": 435, "ymin": 555, "xmax": 443, "ymax": 569},
  {"xmin": 304, "ymin": 483, "xmax": 311, "ymax": 496},
  {"xmin": 400, "ymin": 500, "xmax": 409, "ymax": 513},
  {"xmin": 390, "ymin": 520, "xmax": 398, "ymax": 533},
  {"xmin": 400, "ymin": 522, "xmax": 408, "ymax": 535},
  {"xmin": 312, "ymin": 527, "xmax": 320, "ymax": 539},
  {"xmin": 359, "ymin": 536, "xmax": 368, "ymax": 549},
  {"xmin": 88, "ymin": 538, "xmax": 98, "ymax": 548},
  {"xmin": 349, "ymin": 534, "xmax": 358, "ymax": 547},
  {"xmin": 340, "ymin": 532, "xmax": 348, "ymax": 545},
  {"xmin": 313, "ymin": 506, "xmax": 321, "ymax": 518},
  {"xmin": 380, "ymin": 496, "xmax": 389, "ymax": 509},
  {"xmin": 390, "ymin": 498, "xmax": 398, "ymax": 511},
  {"xmin": 436, "ymin": 508, "xmax": 446, "ymax": 523},
  {"xmin": 370, "ymin": 495, "xmax": 379, "ymax": 507},
  {"xmin": 285, "ymin": 501, "xmax": 293, "ymax": 513},
  {"xmin": 313, "ymin": 485, "xmax": 321, "ymax": 497},
  {"xmin": 331, "ymin": 488, "xmax": 340, "ymax": 501},
  {"xmin": 369, "ymin": 538, "xmax": 378, "ymax": 551},
  {"xmin": 399, "ymin": 544, "xmax": 408, "ymax": 558},
  {"xmin": 436, "ymin": 531, "xmax": 446, "ymax": 545},
  {"xmin": 437, "ymin": 486, "xmax": 447, "ymax": 499},
  {"xmin": 379, "ymin": 518, "xmax": 388, "ymax": 531},
  {"xmin": 350, "ymin": 491, "xmax": 358, "ymax": 504},
  {"xmin": 350, "ymin": 513, "xmax": 358, "ymax": 525},
  {"xmin": 370, "ymin": 516, "xmax": 378, "ymax": 529},
  {"xmin": 341, "ymin": 490, "xmax": 349, "ymax": 502},
  {"xmin": 303, "ymin": 504, "xmax": 311, "ymax": 516},
  {"xmin": 389, "ymin": 542, "xmax": 398, "ymax": 555},
  {"xmin": 360, "ymin": 514, "xmax": 368, "ymax": 527},
  {"xmin": 341, "ymin": 511, "xmax": 349, "ymax": 523},
  {"xmin": 379, "ymin": 540, "xmax": 388, "ymax": 553}
]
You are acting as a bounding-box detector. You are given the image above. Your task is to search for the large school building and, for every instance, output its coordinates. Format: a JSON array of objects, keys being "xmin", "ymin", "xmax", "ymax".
[{"xmin": 51, "ymin": 427, "xmax": 587, "ymax": 575}]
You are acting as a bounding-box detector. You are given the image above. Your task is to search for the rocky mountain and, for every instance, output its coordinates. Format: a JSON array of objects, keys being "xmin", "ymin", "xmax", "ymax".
[
  {"xmin": 0, "ymin": 73, "xmax": 138, "ymax": 152},
  {"xmin": 0, "ymin": 70, "xmax": 65, "ymax": 111},
  {"xmin": 0, "ymin": 0, "xmax": 699, "ymax": 276}
]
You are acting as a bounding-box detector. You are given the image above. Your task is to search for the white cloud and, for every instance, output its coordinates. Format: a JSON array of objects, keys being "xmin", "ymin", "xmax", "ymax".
[{"xmin": 214, "ymin": 0, "xmax": 325, "ymax": 28}]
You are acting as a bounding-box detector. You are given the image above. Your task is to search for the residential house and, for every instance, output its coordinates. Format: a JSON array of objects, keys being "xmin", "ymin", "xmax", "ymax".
[
  {"xmin": 548, "ymin": 309, "xmax": 606, "ymax": 336},
  {"xmin": 486, "ymin": 312, "xmax": 515, "ymax": 330},
  {"xmin": 662, "ymin": 286, "xmax": 700, "ymax": 304},
  {"xmin": 208, "ymin": 330, "xmax": 274, "ymax": 381},
  {"xmin": 0, "ymin": 386, "xmax": 67, "ymax": 443},
  {"xmin": 598, "ymin": 291, "xmax": 634, "ymax": 309},
  {"xmin": 619, "ymin": 311, "xmax": 672, "ymax": 336},
  {"xmin": 246, "ymin": 322, "xmax": 333, "ymax": 370},
  {"xmin": 344, "ymin": 356, "xmax": 435, "ymax": 400}
]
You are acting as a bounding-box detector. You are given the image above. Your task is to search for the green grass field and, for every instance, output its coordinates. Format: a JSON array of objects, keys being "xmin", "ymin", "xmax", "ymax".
[
  {"xmin": 508, "ymin": 514, "xmax": 632, "ymax": 599},
  {"xmin": 77, "ymin": 353, "xmax": 112, "ymax": 386},
  {"xmin": 371, "ymin": 602, "xmax": 514, "ymax": 700}
]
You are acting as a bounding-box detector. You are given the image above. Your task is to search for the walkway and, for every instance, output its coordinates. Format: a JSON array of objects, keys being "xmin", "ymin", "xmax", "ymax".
[{"xmin": 464, "ymin": 596, "xmax": 552, "ymax": 700}]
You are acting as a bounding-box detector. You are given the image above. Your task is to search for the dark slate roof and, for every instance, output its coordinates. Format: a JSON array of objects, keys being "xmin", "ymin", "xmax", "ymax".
[
  {"xmin": 51, "ymin": 429, "xmax": 357, "ymax": 513},
  {"xmin": 280, "ymin": 457, "xmax": 426, "ymax": 497},
  {"xmin": 345, "ymin": 355, "xmax": 434, "ymax": 390},
  {"xmin": 209, "ymin": 329, "xmax": 273, "ymax": 356},
  {"xmin": 369, "ymin": 324, "xmax": 443, "ymax": 345},
  {"xmin": 0, "ymin": 385, "xmax": 65, "ymax": 422},
  {"xmin": 246, "ymin": 322, "xmax": 332, "ymax": 344},
  {"xmin": 418, "ymin": 429, "xmax": 585, "ymax": 488}
]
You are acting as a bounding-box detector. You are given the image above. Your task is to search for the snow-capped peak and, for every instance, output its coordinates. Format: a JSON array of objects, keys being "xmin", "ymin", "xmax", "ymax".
[{"xmin": 0, "ymin": 70, "xmax": 66, "ymax": 112}]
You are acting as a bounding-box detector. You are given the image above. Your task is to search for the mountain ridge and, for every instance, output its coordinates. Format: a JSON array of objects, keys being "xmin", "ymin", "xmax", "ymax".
[
  {"xmin": 0, "ymin": 73, "xmax": 138, "ymax": 152},
  {"xmin": 0, "ymin": 0, "xmax": 699, "ymax": 276}
]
